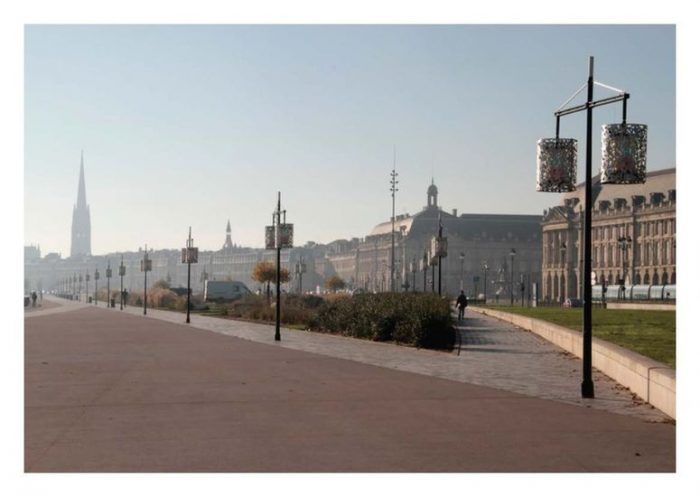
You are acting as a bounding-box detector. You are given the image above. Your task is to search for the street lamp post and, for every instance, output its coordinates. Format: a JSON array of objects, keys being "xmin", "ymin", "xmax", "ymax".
[
  {"xmin": 618, "ymin": 235, "xmax": 632, "ymax": 299},
  {"xmin": 537, "ymin": 56, "xmax": 647, "ymax": 399},
  {"xmin": 265, "ymin": 192, "xmax": 294, "ymax": 341},
  {"xmin": 509, "ymin": 249, "xmax": 516, "ymax": 305},
  {"xmin": 119, "ymin": 256, "xmax": 126, "ymax": 310},
  {"xmin": 390, "ymin": 160, "xmax": 399, "ymax": 293},
  {"xmin": 85, "ymin": 271, "xmax": 90, "ymax": 303},
  {"xmin": 459, "ymin": 252, "xmax": 465, "ymax": 292},
  {"xmin": 560, "ymin": 242, "xmax": 567, "ymax": 303},
  {"xmin": 295, "ymin": 256, "xmax": 306, "ymax": 294},
  {"xmin": 421, "ymin": 251, "xmax": 428, "ymax": 292},
  {"xmin": 432, "ymin": 213, "xmax": 447, "ymax": 297},
  {"xmin": 482, "ymin": 263, "xmax": 489, "ymax": 303},
  {"xmin": 182, "ymin": 227, "xmax": 199, "ymax": 324},
  {"xmin": 411, "ymin": 258, "xmax": 417, "ymax": 292},
  {"xmin": 94, "ymin": 268, "xmax": 100, "ymax": 305},
  {"xmin": 141, "ymin": 245, "xmax": 152, "ymax": 315},
  {"xmin": 106, "ymin": 261, "xmax": 112, "ymax": 307}
]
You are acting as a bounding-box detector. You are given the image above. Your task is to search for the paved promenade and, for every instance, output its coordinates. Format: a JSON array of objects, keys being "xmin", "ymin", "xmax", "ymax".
[{"xmin": 25, "ymin": 297, "xmax": 675, "ymax": 472}]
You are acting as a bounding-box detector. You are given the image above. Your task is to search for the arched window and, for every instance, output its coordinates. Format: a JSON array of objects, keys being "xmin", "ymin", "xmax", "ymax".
[
  {"xmin": 662, "ymin": 272, "xmax": 668, "ymax": 285},
  {"xmin": 634, "ymin": 272, "xmax": 641, "ymax": 285},
  {"xmin": 643, "ymin": 272, "xmax": 650, "ymax": 284},
  {"xmin": 553, "ymin": 274, "xmax": 559, "ymax": 302},
  {"xmin": 652, "ymin": 272, "xmax": 659, "ymax": 286},
  {"xmin": 671, "ymin": 271, "xmax": 676, "ymax": 284}
]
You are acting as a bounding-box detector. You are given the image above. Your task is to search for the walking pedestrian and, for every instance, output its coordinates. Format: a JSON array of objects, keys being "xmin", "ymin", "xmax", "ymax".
[
  {"xmin": 31, "ymin": 291, "xmax": 38, "ymax": 307},
  {"xmin": 456, "ymin": 290, "xmax": 468, "ymax": 321}
]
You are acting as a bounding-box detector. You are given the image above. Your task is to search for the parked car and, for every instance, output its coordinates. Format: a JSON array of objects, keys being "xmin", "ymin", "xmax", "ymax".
[{"xmin": 204, "ymin": 280, "xmax": 252, "ymax": 302}]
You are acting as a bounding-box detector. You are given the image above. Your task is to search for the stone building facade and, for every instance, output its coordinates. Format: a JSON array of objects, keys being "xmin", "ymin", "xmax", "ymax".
[
  {"xmin": 541, "ymin": 168, "xmax": 676, "ymax": 303},
  {"xmin": 322, "ymin": 181, "xmax": 543, "ymax": 299},
  {"xmin": 25, "ymin": 171, "xmax": 542, "ymax": 301}
]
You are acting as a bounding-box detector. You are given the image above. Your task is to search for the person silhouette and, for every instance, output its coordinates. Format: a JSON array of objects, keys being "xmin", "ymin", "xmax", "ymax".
[{"xmin": 456, "ymin": 290, "xmax": 468, "ymax": 321}]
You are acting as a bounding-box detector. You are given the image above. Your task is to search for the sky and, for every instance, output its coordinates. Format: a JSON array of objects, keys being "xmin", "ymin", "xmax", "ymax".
[{"xmin": 24, "ymin": 24, "xmax": 675, "ymax": 255}]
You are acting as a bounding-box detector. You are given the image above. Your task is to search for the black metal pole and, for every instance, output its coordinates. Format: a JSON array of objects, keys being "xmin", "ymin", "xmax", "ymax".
[
  {"xmin": 143, "ymin": 253, "xmax": 148, "ymax": 316},
  {"xmin": 431, "ymin": 265, "xmax": 435, "ymax": 293},
  {"xmin": 437, "ymin": 223, "xmax": 443, "ymax": 296},
  {"xmin": 582, "ymin": 56, "xmax": 595, "ymax": 399},
  {"xmin": 275, "ymin": 192, "xmax": 282, "ymax": 342},
  {"xmin": 510, "ymin": 256, "xmax": 514, "ymax": 305},
  {"xmin": 106, "ymin": 269, "xmax": 110, "ymax": 308},
  {"xmin": 120, "ymin": 272, "xmax": 123, "ymax": 310},
  {"xmin": 186, "ymin": 260, "xmax": 191, "ymax": 323},
  {"xmin": 390, "ymin": 164, "xmax": 398, "ymax": 293}
]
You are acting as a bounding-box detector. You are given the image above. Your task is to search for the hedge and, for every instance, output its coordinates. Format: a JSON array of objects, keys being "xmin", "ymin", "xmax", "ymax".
[{"xmin": 309, "ymin": 293, "xmax": 455, "ymax": 350}]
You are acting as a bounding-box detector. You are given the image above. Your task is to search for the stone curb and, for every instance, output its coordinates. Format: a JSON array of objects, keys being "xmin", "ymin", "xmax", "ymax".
[{"xmin": 470, "ymin": 306, "xmax": 676, "ymax": 419}]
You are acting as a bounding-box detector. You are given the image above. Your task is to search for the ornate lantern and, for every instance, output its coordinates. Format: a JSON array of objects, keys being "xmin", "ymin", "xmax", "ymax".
[
  {"xmin": 265, "ymin": 226, "xmax": 275, "ymax": 250},
  {"xmin": 181, "ymin": 247, "xmax": 199, "ymax": 264},
  {"xmin": 431, "ymin": 236, "xmax": 448, "ymax": 258},
  {"xmin": 536, "ymin": 138, "xmax": 578, "ymax": 192},
  {"xmin": 278, "ymin": 223, "xmax": 294, "ymax": 248},
  {"xmin": 600, "ymin": 123, "xmax": 647, "ymax": 184}
]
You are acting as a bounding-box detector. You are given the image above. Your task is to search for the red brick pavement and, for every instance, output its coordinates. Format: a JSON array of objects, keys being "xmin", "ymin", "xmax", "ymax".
[{"xmin": 25, "ymin": 306, "xmax": 675, "ymax": 472}]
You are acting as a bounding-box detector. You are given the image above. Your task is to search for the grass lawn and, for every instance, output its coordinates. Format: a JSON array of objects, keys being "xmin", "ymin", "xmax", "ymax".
[{"xmin": 480, "ymin": 306, "xmax": 676, "ymax": 368}]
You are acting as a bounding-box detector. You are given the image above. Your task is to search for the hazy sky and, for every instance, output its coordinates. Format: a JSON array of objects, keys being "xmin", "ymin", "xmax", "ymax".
[{"xmin": 24, "ymin": 25, "xmax": 675, "ymax": 255}]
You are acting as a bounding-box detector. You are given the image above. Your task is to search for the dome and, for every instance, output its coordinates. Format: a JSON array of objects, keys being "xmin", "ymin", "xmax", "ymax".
[{"xmin": 427, "ymin": 183, "xmax": 438, "ymax": 195}]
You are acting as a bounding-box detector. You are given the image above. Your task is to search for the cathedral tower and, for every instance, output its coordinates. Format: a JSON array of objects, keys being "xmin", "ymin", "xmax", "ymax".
[
  {"xmin": 70, "ymin": 152, "xmax": 91, "ymax": 257},
  {"xmin": 222, "ymin": 219, "xmax": 235, "ymax": 252}
]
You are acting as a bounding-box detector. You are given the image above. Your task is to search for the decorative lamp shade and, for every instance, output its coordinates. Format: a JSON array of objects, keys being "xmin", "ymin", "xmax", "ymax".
[
  {"xmin": 536, "ymin": 138, "xmax": 578, "ymax": 192},
  {"xmin": 277, "ymin": 223, "xmax": 294, "ymax": 249},
  {"xmin": 106, "ymin": 268, "xmax": 112, "ymax": 278},
  {"xmin": 600, "ymin": 123, "xmax": 647, "ymax": 184},
  {"xmin": 265, "ymin": 226, "xmax": 275, "ymax": 250},
  {"xmin": 431, "ymin": 236, "xmax": 448, "ymax": 258},
  {"xmin": 182, "ymin": 247, "xmax": 199, "ymax": 263},
  {"xmin": 119, "ymin": 265, "xmax": 126, "ymax": 276}
]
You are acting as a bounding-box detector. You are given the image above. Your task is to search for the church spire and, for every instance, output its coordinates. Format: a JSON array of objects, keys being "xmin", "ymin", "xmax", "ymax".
[
  {"xmin": 77, "ymin": 150, "xmax": 87, "ymax": 208},
  {"xmin": 222, "ymin": 219, "xmax": 234, "ymax": 251},
  {"xmin": 71, "ymin": 151, "xmax": 91, "ymax": 257}
]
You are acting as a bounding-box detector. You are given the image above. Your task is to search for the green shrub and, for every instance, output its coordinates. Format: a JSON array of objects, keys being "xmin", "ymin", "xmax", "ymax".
[{"xmin": 310, "ymin": 293, "xmax": 455, "ymax": 350}]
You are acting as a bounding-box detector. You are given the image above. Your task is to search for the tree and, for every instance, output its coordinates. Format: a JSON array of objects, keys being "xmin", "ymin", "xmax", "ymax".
[
  {"xmin": 251, "ymin": 261, "xmax": 290, "ymax": 302},
  {"xmin": 153, "ymin": 279, "xmax": 170, "ymax": 289},
  {"xmin": 325, "ymin": 275, "xmax": 346, "ymax": 293}
]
